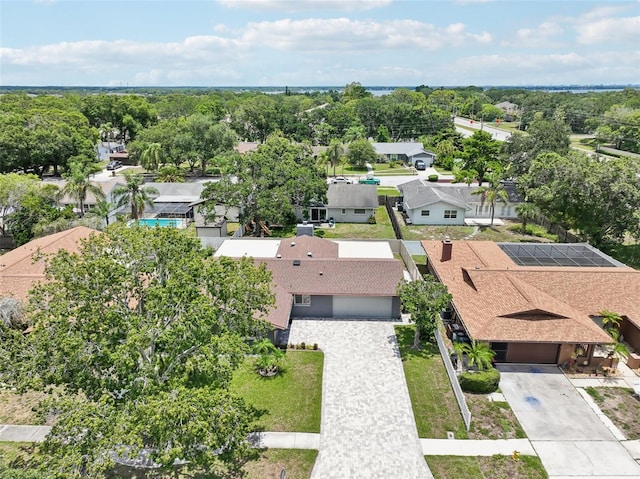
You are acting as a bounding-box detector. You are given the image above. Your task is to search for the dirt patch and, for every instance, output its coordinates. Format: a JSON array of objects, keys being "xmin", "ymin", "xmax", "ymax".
[
  {"xmin": 465, "ymin": 393, "xmax": 526, "ymax": 440},
  {"xmin": 586, "ymin": 387, "xmax": 640, "ymax": 440},
  {"xmin": 0, "ymin": 390, "xmax": 47, "ymax": 425}
]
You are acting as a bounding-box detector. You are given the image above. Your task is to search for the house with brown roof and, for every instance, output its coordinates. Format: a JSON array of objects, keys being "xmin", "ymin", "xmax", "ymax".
[
  {"xmin": 422, "ymin": 240, "xmax": 639, "ymax": 365},
  {"xmin": 0, "ymin": 227, "xmax": 99, "ymax": 301},
  {"xmin": 214, "ymin": 235, "xmax": 404, "ymax": 343}
]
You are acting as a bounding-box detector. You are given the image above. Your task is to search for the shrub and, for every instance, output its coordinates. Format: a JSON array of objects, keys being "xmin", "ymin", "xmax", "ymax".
[
  {"xmin": 206, "ymin": 166, "xmax": 221, "ymax": 176},
  {"xmin": 459, "ymin": 368, "xmax": 500, "ymax": 393},
  {"xmin": 427, "ymin": 174, "xmax": 439, "ymax": 182},
  {"xmin": 367, "ymin": 215, "xmax": 377, "ymax": 224}
]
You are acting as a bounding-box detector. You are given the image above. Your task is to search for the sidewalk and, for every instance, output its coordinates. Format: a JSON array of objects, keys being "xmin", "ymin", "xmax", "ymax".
[{"xmin": 0, "ymin": 424, "xmax": 542, "ymax": 458}]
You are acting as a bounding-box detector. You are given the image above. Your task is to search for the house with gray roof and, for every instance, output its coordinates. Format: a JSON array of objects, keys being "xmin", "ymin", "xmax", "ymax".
[
  {"xmin": 399, "ymin": 180, "xmax": 470, "ymax": 225},
  {"xmin": 214, "ymin": 235, "xmax": 403, "ymax": 344},
  {"xmin": 301, "ymin": 184, "xmax": 378, "ymax": 223},
  {"xmin": 398, "ymin": 179, "xmax": 524, "ymax": 225},
  {"xmin": 372, "ymin": 142, "xmax": 436, "ymax": 167}
]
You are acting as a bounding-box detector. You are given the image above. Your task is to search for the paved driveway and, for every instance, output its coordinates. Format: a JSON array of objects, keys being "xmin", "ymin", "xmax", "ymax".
[
  {"xmin": 499, "ymin": 364, "xmax": 640, "ymax": 477},
  {"xmin": 288, "ymin": 320, "xmax": 432, "ymax": 479}
]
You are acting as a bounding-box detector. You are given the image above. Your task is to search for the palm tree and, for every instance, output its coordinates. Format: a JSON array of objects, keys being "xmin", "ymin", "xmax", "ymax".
[
  {"xmin": 85, "ymin": 199, "xmax": 114, "ymax": 229},
  {"xmin": 252, "ymin": 339, "xmax": 285, "ymax": 377},
  {"xmin": 599, "ymin": 309, "xmax": 622, "ymax": 334},
  {"xmin": 140, "ymin": 143, "xmax": 164, "ymax": 172},
  {"xmin": 462, "ymin": 340, "xmax": 495, "ymax": 370},
  {"xmin": 156, "ymin": 165, "xmax": 185, "ymax": 183},
  {"xmin": 472, "ymin": 171, "xmax": 508, "ymax": 225},
  {"xmin": 112, "ymin": 173, "xmax": 159, "ymax": 221},
  {"xmin": 326, "ymin": 140, "xmax": 344, "ymax": 177},
  {"xmin": 515, "ymin": 202, "xmax": 540, "ymax": 234},
  {"xmin": 61, "ymin": 160, "xmax": 105, "ymax": 217}
]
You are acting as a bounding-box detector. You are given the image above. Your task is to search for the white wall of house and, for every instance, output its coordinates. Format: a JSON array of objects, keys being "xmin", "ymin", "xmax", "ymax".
[
  {"xmin": 328, "ymin": 207, "xmax": 375, "ymax": 223},
  {"xmin": 466, "ymin": 202, "xmax": 517, "ymax": 219},
  {"xmin": 404, "ymin": 202, "xmax": 466, "ymax": 225}
]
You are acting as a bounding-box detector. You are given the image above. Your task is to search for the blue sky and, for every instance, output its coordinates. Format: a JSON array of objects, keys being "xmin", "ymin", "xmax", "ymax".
[{"xmin": 1, "ymin": 0, "xmax": 638, "ymax": 86}]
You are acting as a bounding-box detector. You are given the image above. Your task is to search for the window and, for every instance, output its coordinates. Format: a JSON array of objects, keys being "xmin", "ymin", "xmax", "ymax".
[
  {"xmin": 444, "ymin": 210, "xmax": 458, "ymax": 219},
  {"xmin": 341, "ymin": 208, "xmax": 346, "ymax": 215},
  {"xmin": 294, "ymin": 294, "xmax": 311, "ymax": 306},
  {"xmin": 354, "ymin": 208, "xmax": 366, "ymax": 215},
  {"xmin": 421, "ymin": 210, "xmax": 430, "ymax": 217}
]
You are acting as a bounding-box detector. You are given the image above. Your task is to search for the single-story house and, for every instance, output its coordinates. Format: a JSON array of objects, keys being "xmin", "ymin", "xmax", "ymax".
[
  {"xmin": 422, "ymin": 240, "xmax": 639, "ymax": 365},
  {"xmin": 399, "ymin": 179, "xmax": 524, "ymax": 224},
  {"xmin": 0, "ymin": 226, "xmax": 98, "ymax": 301},
  {"xmin": 45, "ymin": 178, "xmax": 125, "ymax": 218},
  {"xmin": 303, "ymin": 184, "xmax": 378, "ymax": 223},
  {"xmin": 494, "ymin": 101, "xmax": 520, "ymax": 121},
  {"xmin": 372, "ymin": 142, "xmax": 436, "ymax": 167},
  {"xmin": 399, "ymin": 181, "xmax": 470, "ymax": 225},
  {"xmin": 214, "ymin": 235, "xmax": 403, "ymax": 344}
]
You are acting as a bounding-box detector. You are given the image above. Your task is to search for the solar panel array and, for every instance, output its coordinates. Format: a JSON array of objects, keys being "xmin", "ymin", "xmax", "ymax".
[{"xmin": 498, "ymin": 243, "xmax": 622, "ymax": 268}]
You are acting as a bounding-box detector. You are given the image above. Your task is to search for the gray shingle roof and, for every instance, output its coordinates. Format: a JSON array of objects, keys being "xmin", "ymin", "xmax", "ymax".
[
  {"xmin": 326, "ymin": 184, "xmax": 378, "ymax": 208},
  {"xmin": 372, "ymin": 142, "xmax": 435, "ymax": 157}
]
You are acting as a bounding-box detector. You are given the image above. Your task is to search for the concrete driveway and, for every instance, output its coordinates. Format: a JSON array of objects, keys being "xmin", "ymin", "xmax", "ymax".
[{"xmin": 499, "ymin": 364, "xmax": 640, "ymax": 477}]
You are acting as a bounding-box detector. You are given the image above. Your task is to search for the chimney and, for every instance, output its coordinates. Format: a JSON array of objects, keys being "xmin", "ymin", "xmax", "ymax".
[{"xmin": 441, "ymin": 239, "xmax": 453, "ymax": 262}]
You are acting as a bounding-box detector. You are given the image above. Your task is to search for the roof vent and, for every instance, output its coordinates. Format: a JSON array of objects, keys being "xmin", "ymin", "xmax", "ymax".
[
  {"xmin": 276, "ymin": 254, "xmax": 282, "ymax": 258},
  {"xmin": 293, "ymin": 259, "xmax": 301, "ymax": 266},
  {"xmin": 319, "ymin": 271, "xmax": 323, "ymax": 275},
  {"xmin": 307, "ymin": 251, "xmax": 312, "ymax": 257},
  {"xmin": 291, "ymin": 241, "xmax": 296, "ymax": 246}
]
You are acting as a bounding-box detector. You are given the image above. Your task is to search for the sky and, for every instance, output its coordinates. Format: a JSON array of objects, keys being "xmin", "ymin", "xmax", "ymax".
[{"xmin": 1, "ymin": 0, "xmax": 639, "ymax": 87}]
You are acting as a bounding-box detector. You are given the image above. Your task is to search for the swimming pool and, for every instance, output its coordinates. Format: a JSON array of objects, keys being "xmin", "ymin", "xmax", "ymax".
[{"xmin": 136, "ymin": 218, "xmax": 184, "ymax": 228}]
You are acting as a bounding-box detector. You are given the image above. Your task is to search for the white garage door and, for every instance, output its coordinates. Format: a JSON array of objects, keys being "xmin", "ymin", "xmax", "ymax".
[{"xmin": 333, "ymin": 296, "xmax": 393, "ymax": 319}]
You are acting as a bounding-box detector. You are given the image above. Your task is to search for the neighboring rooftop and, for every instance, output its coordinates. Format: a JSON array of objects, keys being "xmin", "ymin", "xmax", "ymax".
[
  {"xmin": 422, "ymin": 240, "xmax": 632, "ymax": 344},
  {"xmin": 0, "ymin": 227, "xmax": 98, "ymax": 301},
  {"xmin": 498, "ymin": 243, "xmax": 625, "ymax": 268}
]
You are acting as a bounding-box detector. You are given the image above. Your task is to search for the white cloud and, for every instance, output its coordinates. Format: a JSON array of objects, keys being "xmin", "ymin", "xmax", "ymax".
[
  {"xmin": 443, "ymin": 50, "xmax": 640, "ymax": 85},
  {"xmin": 575, "ymin": 16, "xmax": 640, "ymax": 44},
  {"xmin": 506, "ymin": 21, "xmax": 564, "ymax": 48},
  {"xmin": 239, "ymin": 17, "xmax": 491, "ymax": 51},
  {"xmin": 217, "ymin": 0, "xmax": 391, "ymax": 11}
]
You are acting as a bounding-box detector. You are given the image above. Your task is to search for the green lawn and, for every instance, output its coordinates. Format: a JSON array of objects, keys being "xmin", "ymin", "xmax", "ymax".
[
  {"xmin": 395, "ymin": 326, "xmax": 467, "ymax": 439},
  {"xmin": 319, "ymin": 206, "xmax": 395, "ymax": 239},
  {"xmin": 342, "ymin": 163, "xmax": 416, "ymax": 176},
  {"xmin": 400, "ymin": 218, "xmax": 558, "ymax": 243},
  {"xmin": 465, "ymin": 395, "xmax": 526, "ymax": 440},
  {"xmin": 426, "ymin": 455, "xmax": 548, "ymax": 479},
  {"xmin": 243, "ymin": 449, "xmax": 318, "ymax": 479},
  {"xmin": 377, "ymin": 186, "xmax": 401, "ymax": 197},
  {"xmin": 230, "ymin": 351, "xmax": 323, "ymax": 433}
]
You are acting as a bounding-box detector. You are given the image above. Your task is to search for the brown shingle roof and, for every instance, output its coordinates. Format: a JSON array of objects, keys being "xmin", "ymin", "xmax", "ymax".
[
  {"xmin": 259, "ymin": 257, "xmax": 403, "ymax": 329},
  {"xmin": 422, "ymin": 240, "xmax": 626, "ymax": 344},
  {"xmin": 0, "ymin": 227, "xmax": 99, "ymax": 301}
]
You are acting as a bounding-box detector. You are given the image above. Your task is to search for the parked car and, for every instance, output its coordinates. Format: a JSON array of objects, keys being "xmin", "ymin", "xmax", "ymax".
[
  {"xmin": 106, "ymin": 160, "xmax": 123, "ymax": 170},
  {"xmin": 358, "ymin": 177, "xmax": 381, "ymax": 185},
  {"xmin": 415, "ymin": 159, "xmax": 426, "ymax": 170},
  {"xmin": 332, "ymin": 176, "xmax": 352, "ymax": 184}
]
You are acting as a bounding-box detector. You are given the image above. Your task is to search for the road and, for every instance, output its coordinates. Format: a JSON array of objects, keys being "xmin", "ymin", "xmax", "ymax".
[{"xmin": 454, "ymin": 117, "xmax": 512, "ymax": 141}]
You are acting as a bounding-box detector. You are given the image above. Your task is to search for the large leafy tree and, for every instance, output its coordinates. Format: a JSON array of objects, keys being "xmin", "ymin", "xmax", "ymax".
[
  {"xmin": 5, "ymin": 184, "xmax": 76, "ymax": 246},
  {"xmin": 398, "ymin": 278, "xmax": 452, "ymax": 348},
  {"xmin": 523, "ymin": 151, "xmax": 640, "ymax": 245},
  {"xmin": 459, "ymin": 130, "xmax": 501, "ymax": 185},
  {"xmin": 0, "ymin": 224, "xmax": 274, "ymax": 477},
  {"xmin": 112, "ymin": 173, "xmax": 159, "ymax": 220},
  {"xmin": 0, "ymin": 173, "xmax": 41, "ymax": 235},
  {"xmin": 346, "ymin": 138, "xmax": 378, "ymax": 168},
  {"xmin": 200, "ymin": 133, "xmax": 327, "ymax": 233}
]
